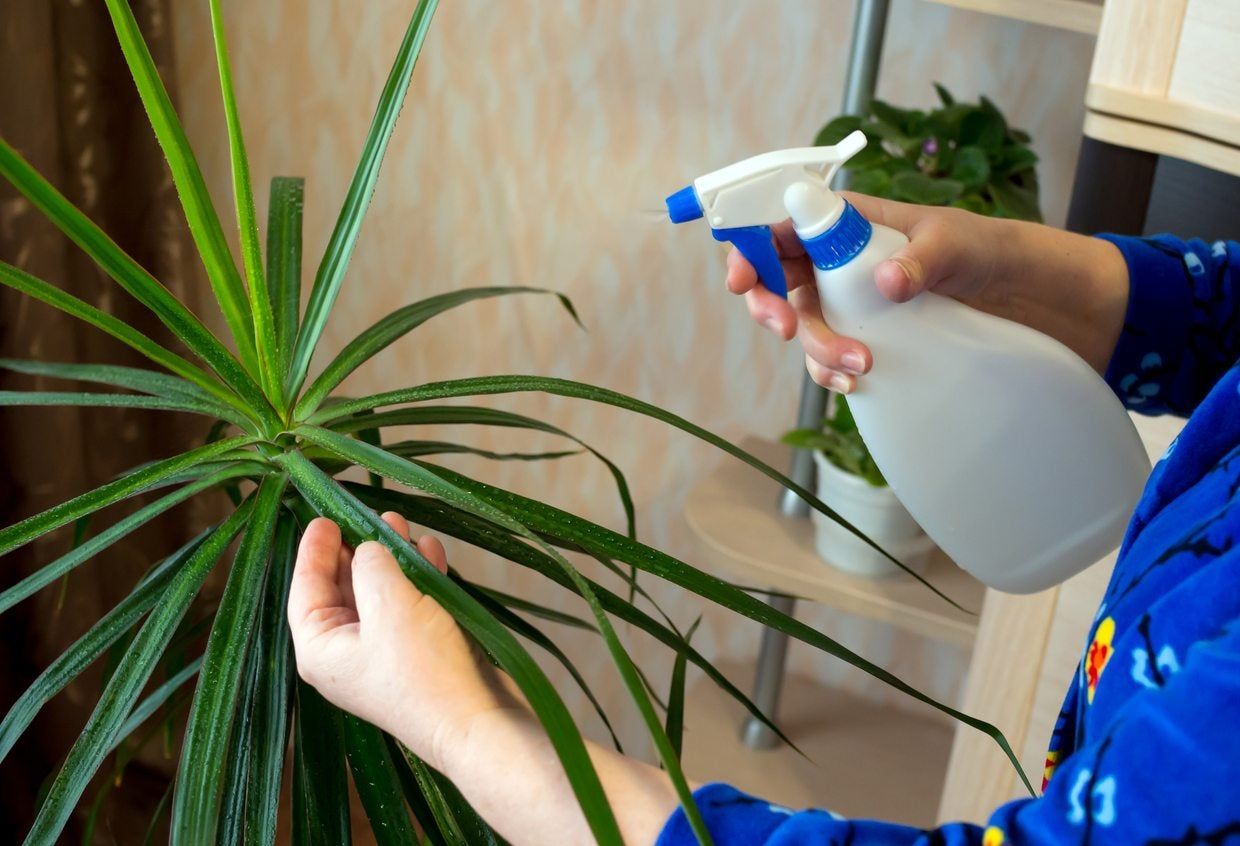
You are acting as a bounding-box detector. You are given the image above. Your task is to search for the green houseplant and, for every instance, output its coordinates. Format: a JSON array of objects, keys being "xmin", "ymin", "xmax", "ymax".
[
  {"xmin": 815, "ymin": 84, "xmax": 1042, "ymax": 222},
  {"xmin": 0, "ymin": 3, "xmax": 1032, "ymax": 843}
]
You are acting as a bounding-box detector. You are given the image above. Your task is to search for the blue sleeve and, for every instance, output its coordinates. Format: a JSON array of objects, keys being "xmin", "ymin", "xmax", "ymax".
[
  {"xmin": 657, "ymin": 621, "xmax": 1240, "ymax": 846},
  {"xmin": 1098, "ymin": 235, "xmax": 1239, "ymax": 417}
]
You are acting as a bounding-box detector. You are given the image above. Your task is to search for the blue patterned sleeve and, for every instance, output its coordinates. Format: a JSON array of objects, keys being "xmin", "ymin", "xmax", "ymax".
[
  {"xmin": 658, "ymin": 620, "xmax": 1240, "ymax": 846},
  {"xmin": 1098, "ymin": 235, "xmax": 1239, "ymax": 417}
]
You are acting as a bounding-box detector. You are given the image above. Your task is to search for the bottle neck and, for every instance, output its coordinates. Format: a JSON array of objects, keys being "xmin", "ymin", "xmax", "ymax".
[{"xmin": 799, "ymin": 201, "xmax": 873, "ymax": 270}]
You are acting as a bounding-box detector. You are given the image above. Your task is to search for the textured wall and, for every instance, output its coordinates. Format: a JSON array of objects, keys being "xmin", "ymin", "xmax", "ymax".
[{"xmin": 172, "ymin": 0, "xmax": 1096, "ymax": 759}]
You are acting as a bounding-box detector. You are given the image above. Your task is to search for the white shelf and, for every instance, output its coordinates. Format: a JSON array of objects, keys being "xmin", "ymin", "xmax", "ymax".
[{"xmin": 683, "ymin": 437, "xmax": 985, "ymax": 649}]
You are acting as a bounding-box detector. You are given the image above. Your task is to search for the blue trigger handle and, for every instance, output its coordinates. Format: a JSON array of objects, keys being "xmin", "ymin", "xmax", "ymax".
[{"xmin": 712, "ymin": 226, "xmax": 786, "ymax": 299}]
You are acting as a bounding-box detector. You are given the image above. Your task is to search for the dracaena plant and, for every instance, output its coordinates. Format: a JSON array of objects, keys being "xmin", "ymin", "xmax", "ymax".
[{"xmin": 0, "ymin": 2, "xmax": 1030, "ymax": 844}]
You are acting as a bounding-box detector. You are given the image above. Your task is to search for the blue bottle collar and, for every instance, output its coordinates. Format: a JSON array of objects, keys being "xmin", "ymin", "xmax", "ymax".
[{"xmin": 800, "ymin": 201, "xmax": 872, "ymax": 270}]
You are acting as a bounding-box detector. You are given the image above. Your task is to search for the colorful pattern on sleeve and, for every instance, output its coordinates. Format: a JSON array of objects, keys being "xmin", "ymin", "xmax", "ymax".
[{"xmin": 658, "ymin": 235, "xmax": 1240, "ymax": 846}]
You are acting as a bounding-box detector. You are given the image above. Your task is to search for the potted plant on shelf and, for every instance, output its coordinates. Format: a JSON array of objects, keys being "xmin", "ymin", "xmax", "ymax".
[
  {"xmin": 789, "ymin": 87, "xmax": 1044, "ymax": 580},
  {"xmin": 783, "ymin": 397, "xmax": 935, "ymax": 578},
  {"xmin": 0, "ymin": 7, "xmax": 1032, "ymax": 843},
  {"xmin": 816, "ymin": 84, "xmax": 1043, "ymax": 221}
]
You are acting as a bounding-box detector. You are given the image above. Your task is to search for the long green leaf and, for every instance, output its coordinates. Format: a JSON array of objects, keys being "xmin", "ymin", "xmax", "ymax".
[
  {"xmin": 287, "ymin": 0, "xmax": 439, "ymax": 396},
  {"xmin": 172, "ymin": 474, "xmax": 285, "ymax": 845},
  {"xmin": 395, "ymin": 743, "xmax": 503, "ymax": 846},
  {"xmin": 243, "ymin": 512, "xmax": 298, "ymax": 846},
  {"xmin": 0, "ymin": 465, "xmax": 255, "ymax": 616},
  {"xmin": 0, "ymin": 390, "xmax": 246, "ymax": 424},
  {"xmin": 217, "ymin": 650, "xmax": 259, "ymax": 846},
  {"xmin": 23, "ymin": 503, "xmax": 253, "ymax": 846},
  {"xmin": 665, "ymin": 618, "xmax": 700, "ymax": 761},
  {"xmin": 291, "ymin": 428, "xmax": 710, "ymax": 843},
  {"xmin": 382, "ymin": 736, "xmax": 451, "ymax": 846},
  {"xmin": 114, "ymin": 656, "xmax": 203, "ymax": 751},
  {"xmin": 0, "ymin": 143, "xmax": 274, "ymax": 426},
  {"xmin": 386, "ymin": 440, "xmax": 580, "ymax": 463},
  {"xmin": 267, "ymin": 177, "xmax": 304, "ymax": 384},
  {"xmin": 460, "ymin": 579, "xmax": 623, "ymax": 753},
  {"xmin": 292, "ymin": 681, "xmax": 351, "ymax": 846},
  {"xmin": 0, "ymin": 533, "xmax": 208, "ymax": 763},
  {"xmin": 311, "ymin": 375, "xmax": 959, "ymax": 607},
  {"xmin": 348, "ymin": 483, "xmax": 791, "ymax": 750},
  {"xmin": 343, "ymin": 715, "xmax": 419, "ymax": 846},
  {"xmin": 0, "ymin": 436, "xmax": 253, "ymax": 559},
  {"xmin": 329, "ymin": 405, "xmax": 634, "ymax": 538},
  {"xmin": 0, "ymin": 358, "xmax": 226, "ymax": 405},
  {"xmin": 276, "ymin": 451, "xmax": 624, "ymax": 845},
  {"xmin": 207, "ymin": 0, "xmax": 281, "ymax": 401},
  {"xmin": 296, "ymin": 287, "xmax": 580, "ymax": 417},
  {"xmin": 405, "ymin": 462, "xmax": 1034, "ymax": 795},
  {"xmin": 99, "ymin": 0, "xmax": 258, "ymax": 373},
  {"xmin": 0, "ymin": 261, "xmax": 253, "ymax": 421}
]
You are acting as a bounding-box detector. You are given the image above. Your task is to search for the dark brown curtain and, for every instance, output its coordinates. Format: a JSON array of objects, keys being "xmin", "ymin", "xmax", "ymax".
[{"xmin": 1, "ymin": 1, "xmax": 223, "ymax": 840}]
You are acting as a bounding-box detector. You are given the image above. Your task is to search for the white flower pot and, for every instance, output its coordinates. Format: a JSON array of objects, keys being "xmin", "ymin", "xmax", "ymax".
[{"xmin": 811, "ymin": 451, "xmax": 936, "ymax": 578}]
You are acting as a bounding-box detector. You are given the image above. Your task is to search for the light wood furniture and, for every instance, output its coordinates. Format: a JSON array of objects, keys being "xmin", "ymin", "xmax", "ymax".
[
  {"xmin": 684, "ymin": 438, "xmax": 984, "ymax": 650},
  {"xmin": 925, "ymin": 0, "xmax": 1102, "ymax": 35},
  {"xmin": 1084, "ymin": 0, "xmax": 1240, "ymax": 177}
]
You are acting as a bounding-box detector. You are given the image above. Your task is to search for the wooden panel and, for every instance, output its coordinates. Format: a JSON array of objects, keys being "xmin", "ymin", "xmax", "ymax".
[
  {"xmin": 683, "ymin": 437, "xmax": 985, "ymax": 649},
  {"xmin": 923, "ymin": 0, "xmax": 1102, "ymax": 35},
  {"xmin": 1087, "ymin": 84, "xmax": 1240, "ymax": 149},
  {"xmin": 936, "ymin": 586, "xmax": 1059, "ymax": 824},
  {"xmin": 1167, "ymin": 0, "xmax": 1240, "ymax": 118},
  {"xmin": 1089, "ymin": 0, "xmax": 1188, "ymax": 95},
  {"xmin": 1084, "ymin": 110, "xmax": 1240, "ymax": 177}
]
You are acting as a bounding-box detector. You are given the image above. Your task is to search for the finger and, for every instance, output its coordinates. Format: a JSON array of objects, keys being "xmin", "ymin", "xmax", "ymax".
[
  {"xmin": 352, "ymin": 541, "xmax": 423, "ymax": 629},
  {"xmin": 725, "ymin": 242, "xmax": 814, "ymax": 296},
  {"xmin": 289, "ymin": 518, "xmax": 346, "ymax": 630},
  {"xmin": 382, "ymin": 511, "xmax": 412, "ymax": 541},
  {"xmin": 744, "ymin": 285, "xmax": 798, "ymax": 340},
  {"xmin": 805, "ymin": 355, "xmax": 855, "ymax": 394},
  {"xmin": 416, "ymin": 535, "xmax": 448, "ymax": 575},
  {"xmin": 336, "ymin": 544, "xmax": 356, "ymax": 611},
  {"xmin": 789, "ymin": 286, "xmax": 871, "ymax": 376}
]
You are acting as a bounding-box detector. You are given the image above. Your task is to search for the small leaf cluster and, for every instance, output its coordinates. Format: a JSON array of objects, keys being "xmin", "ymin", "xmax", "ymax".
[
  {"xmin": 782, "ymin": 396, "xmax": 887, "ymax": 488},
  {"xmin": 816, "ymin": 83, "xmax": 1043, "ymax": 221}
]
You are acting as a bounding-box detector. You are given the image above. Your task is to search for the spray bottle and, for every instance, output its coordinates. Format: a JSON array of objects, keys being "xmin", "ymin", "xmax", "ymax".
[{"xmin": 666, "ymin": 131, "xmax": 1151, "ymax": 593}]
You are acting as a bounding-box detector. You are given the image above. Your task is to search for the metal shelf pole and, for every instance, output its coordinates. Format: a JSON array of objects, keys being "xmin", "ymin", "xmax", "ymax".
[{"xmin": 741, "ymin": 0, "xmax": 891, "ymax": 750}]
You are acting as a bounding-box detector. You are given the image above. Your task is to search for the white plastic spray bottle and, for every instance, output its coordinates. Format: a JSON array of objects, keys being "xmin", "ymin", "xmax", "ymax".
[{"xmin": 666, "ymin": 130, "xmax": 1151, "ymax": 593}]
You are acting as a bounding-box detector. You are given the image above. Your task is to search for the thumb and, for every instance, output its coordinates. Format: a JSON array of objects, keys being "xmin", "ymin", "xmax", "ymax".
[
  {"xmin": 351, "ymin": 541, "xmax": 423, "ymax": 627},
  {"xmin": 873, "ymin": 217, "xmax": 964, "ymax": 303}
]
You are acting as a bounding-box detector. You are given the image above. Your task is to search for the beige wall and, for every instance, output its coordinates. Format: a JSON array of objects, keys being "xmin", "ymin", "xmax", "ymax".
[{"xmin": 172, "ymin": 0, "xmax": 1096, "ymax": 758}]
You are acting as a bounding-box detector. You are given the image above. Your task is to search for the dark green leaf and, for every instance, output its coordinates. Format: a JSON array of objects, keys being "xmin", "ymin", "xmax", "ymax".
[
  {"xmin": 349, "ymin": 482, "xmax": 788, "ymax": 749},
  {"xmin": 312, "ymin": 376, "xmax": 957, "ymax": 605},
  {"xmin": 392, "ymin": 464, "xmax": 1032, "ymax": 796},
  {"xmin": 989, "ymin": 179, "xmax": 1043, "ymax": 222},
  {"xmin": 343, "ymin": 715, "xmax": 420, "ymax": 846},
  {"xmin": 0, "ymin": 533, "xmax": 208, "ymax": 763},
  {"xmin": 288, "ymin": 0, "xmax": 440, "ymax": 397},
  {"xmin": 172, "ymin": 475, "xmax": 286, "ymax": 845},
  {"xmin": 277, "ymin": 452, "xmax": 624, "ymax": 845},
  {"xmin": 23, "ymin": 504, "xmax": 253, "ymax": 845},
  {"xmin": 293, "ymin": 681, "xmax": 351, "ymax": 846},
  {"xmin": 0, "ymin": 467, "xmax": 249, "ymax": 616},
  {"xmin": 933, "ymin": 82, "xmax": 955, "ymax": 106},
  {"xmin": 327, "ymin": 404, "xmax": 634, "ymax": 538},
  {"xmin": 290, "ymin": 429, "xmax": 710, "ymax": 842},
  {"xmin": 814, "ymin": 114, "xmax": 862, "ymax": 146},
  {"xmin": 296, "ymin": 287, "xmax": 581, "ymax": 418},
  {"xmin": 0, "ymin": 436, "xmax": 254, "ymax": 560},
  {"xmin": 395, "ymin": 743, "xmax": 502, "ymax": 846},
  {"xmin": 0, "ymin": 389, "xmax": 247, "ymax": 425},
  {"xmin": 100, "ymin": 0, "xmax": 258, "ymax": 373},
  {"xmin": 386, "ymin": 440, "xmax": 581, "ymax": 463},
  {"xmin": 959, "ymin": 106, "xmax": 1006, "ymax": 153},
  {"xmin": 114, "ymin": 657, "xmax": 202, "ymax": 752},
  {"xmin": 950, "ymin": 145, "xmax": 990, "ymax": 189},
  {"xmin": 267, "ymin": 177, "xmax": 305, "ymax": 383},
  {"xmin": 217, "ymin": 647, "xmax": 258, "ymax": 846},
  {"xmin": 0, "ymin": 261, "xmax": 251, "ymax": 421},
  {"xmin": 0, "ymin": 143, "xmax": 275, "ymax": 426},
  {"xmin": 890, "ymin": 172, "xmax": 965, "ymax": 205},
  {"xmin": 665, "ymin": 618, "xmax": 701, "ymax": 761},
  {"xmin": 849, "ymin": 168, "xmax": 892, "ymax": 198},
  {"xmin": 243, "ymin": 512, "xmax": 298, "ymax": 846},
  {"xmin": 207, "ymin": 0, "xmax": 282, "ymax": 400}
]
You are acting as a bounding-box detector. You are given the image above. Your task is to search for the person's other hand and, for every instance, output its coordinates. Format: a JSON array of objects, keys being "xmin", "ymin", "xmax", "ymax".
[
  {"xmin": 287, "ymin": 513, "xmax": 523, "ymax": 770},
  {"xmin": 726, "ymin": 194, "xmax": 1129, "ymax": 389}
]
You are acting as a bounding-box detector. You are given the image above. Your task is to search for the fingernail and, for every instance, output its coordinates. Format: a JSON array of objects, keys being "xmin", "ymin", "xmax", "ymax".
[
  {"xmin": 840, "ymin": 352, "xmax": 866, "ymax": 374},
  {"xmin": 829, "ymin": 373, "xmax": 853, "ymax": 394}
]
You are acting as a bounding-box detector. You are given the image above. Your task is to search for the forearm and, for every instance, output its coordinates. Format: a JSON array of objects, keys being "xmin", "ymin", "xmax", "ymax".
[
  {"xmin": 986, "ymin": 218, "xmax": 1130, "ymax": 373},
  {"xmin": 434, "ymin": 707, "xmax": 681, "ymax": 846}
]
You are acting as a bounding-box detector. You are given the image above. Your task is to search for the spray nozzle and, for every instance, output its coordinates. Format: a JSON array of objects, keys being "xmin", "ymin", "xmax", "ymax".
[{"xmin": 665, "ymin": 130, "xmax": 867, "ymax": 298}]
